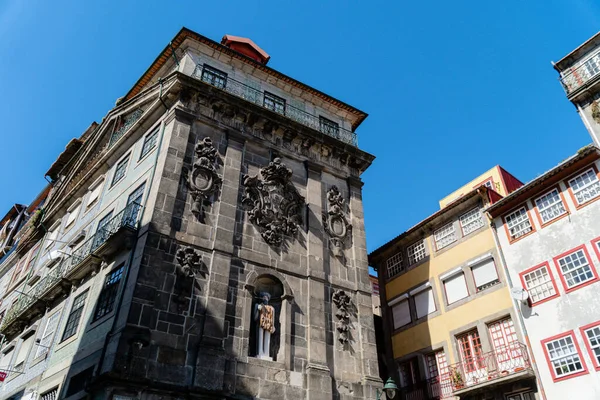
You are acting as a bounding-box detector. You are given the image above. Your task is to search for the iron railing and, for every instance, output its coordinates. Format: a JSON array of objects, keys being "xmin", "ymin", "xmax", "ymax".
[
  {"xmin": 400, "ymin": 377, "xmax": 453, "ymax": 400},
  {"xmin": 559, "ymin": 50, "xmax": 600, "ymax": 95},
  {"xmin": 192, "ymin": 65, "xmax": 358, "ymax": 146},
  {"xmin": 448, "ymin": 342, "xmax": 531, "ymax": 392},
  {"xmin": 0, "ymin": 203, "xmax": 142, "ymax": 332},
  {"xmin": 109, "ymin": 109, "xmax": 144, "ymax": 147}
]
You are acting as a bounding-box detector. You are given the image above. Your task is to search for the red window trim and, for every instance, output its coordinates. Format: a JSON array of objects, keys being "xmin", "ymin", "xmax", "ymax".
[
  {"xmin": 579, "ymin": 320, "xmax": 600, "ymax": 371},
  {"xmin": 474, "ymin": 176, "xmax": 494, "ymax": 191},
  {"xmin": 519, "ymin": 261, "xmax": 560, "ymax": 306},
  {"xmin": 532, "ymin": 185, "xmax": 570, "ymax": 228},
  {"xmin": 565, "ymin": 164, "xmax": 600, "ymax": 210},
  {"xmin": 591, "ymin": 236, "xmax": 600, "ymax": 263},
  {"xmin": 552, "ymin": 245, "xmax": 599, "ymax": 293},
  {"xmin": 502, "ymin": 203, "xmax": 537, "ymax": 245},
  {"xmin": 541, "ymin": 330, "xmax": 589, "ymax": 382}
]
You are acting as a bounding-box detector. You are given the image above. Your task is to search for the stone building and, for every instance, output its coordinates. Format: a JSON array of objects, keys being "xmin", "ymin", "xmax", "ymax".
[{"xmin": 0, "ymin": 28, "xmax": 380, "ymax": 400}]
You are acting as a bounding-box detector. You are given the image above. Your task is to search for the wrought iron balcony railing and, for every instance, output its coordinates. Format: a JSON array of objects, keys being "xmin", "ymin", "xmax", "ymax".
[
  {"xmin": 192, "ymin": 65, "xmax": 358, "ymax": 147},
  {"xmin": 448, "ymin": 342, "xmax": 531, "ymax": 393},
  {"xmin": 559, "ymin": 50, "xmax": 600, "ymax": 95},
  {"xmin": 400, "ymin": 377, "xmax": 453, "ymax": 400}
]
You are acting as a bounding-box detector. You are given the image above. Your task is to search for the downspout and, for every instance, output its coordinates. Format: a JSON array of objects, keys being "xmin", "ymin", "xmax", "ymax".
[{"xmin": 488, "ymin": 216, "xmax": 548, "ymax": 400}]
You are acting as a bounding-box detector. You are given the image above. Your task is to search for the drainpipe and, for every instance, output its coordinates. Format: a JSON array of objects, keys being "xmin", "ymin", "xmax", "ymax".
[{"xmin": 488, "ymin": 218, "xmax": 547, "ymax": 400}]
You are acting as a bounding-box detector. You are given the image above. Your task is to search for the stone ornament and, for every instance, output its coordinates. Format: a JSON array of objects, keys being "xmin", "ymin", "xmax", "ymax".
[
  {"xmin": 242, "ymin": 158, "xmax": 305, "ymax": 246},
  {"xmin": 332, "ymin": 289, "xmax": 352, "ymax": 345},
  {"xmin": 175, "ymin": 246, "xmax": 206, "ymax": 281},
  {"xmin": 323, "ymin": 186, "xmax": 352, "ymax": 257},
  {"xmin": 187, "ymin": 137, "xmax": 222, "ymax": 222}
]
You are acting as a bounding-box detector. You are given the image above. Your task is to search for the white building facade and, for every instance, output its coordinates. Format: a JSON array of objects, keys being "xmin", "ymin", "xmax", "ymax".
[{"xmin": 488, "ymin": 145, "xmax": 600, "ymax": 400}]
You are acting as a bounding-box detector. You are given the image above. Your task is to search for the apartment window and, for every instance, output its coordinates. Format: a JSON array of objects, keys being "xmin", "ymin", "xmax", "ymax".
[
  {"xmin": 386, "ymin": 251, "xmax": 404, "ymax": 278},
  {"xmin": 568, "ymin": 168, "xmax": 600, "ymax": 206},
  {"xmin": 319, "ymin": 116, "xmax": 340, "ymax": 138},
  {"xmin": 391, "ymin": 298, "xmax": 411, "ymax": 329},
  {"xmin": 426, "ymin": 350, "xmax": 452, "ymax": 398},
  {"xmin": 13, "ymin": 332, "xmax": 35, "ymax": 373},
  {"xmin": 505, "ymin": 207, "xmax": 533, "ymax": 241},
  {"xmin": 483, "ymin": 179, "xmax": 494, "ymax": 189},
  {"xmin": 23, "ymin": 243, "xmax": 41, "ymax": 275},
  {"xmin": 44, "ymin": 226, "xmax": 59, "ymax": 250},
  {"xmin": 111, "ymin": 154, "xmax": 130, "ymax": 187},
  {"xmin": 460, "ymin": 208, "xmax": 484, "ymax": 235},
  {"xmin": 201, "ymin": 65, "xmax": 227, "ymax": 89},
  {"xmin": 434, "ymin": 222, "xmax": 457, "ymax": 250},
  {"xmin": 35, "ymin": 312, "xmax": 60, "ymax": 359},
  {"xmin": 507, "ymin": 392, "xmax": 535, "ymax": 400},
  {"xmin": 534, "ymin": 188, "xmax": 567, "ymax": 224},
  {"xmin": 398, "ymin": 358, "xmax": 420, "ymax": 388},
  {"xmin": 443, "ymin": 272, "xmax": 469, "ymax": 304},
  {"xmin": 471, "ymin": 258, "xmax": 499, "ymax": 292},
  {"xmin": 0, "ymin": 347, "xmax": 14, "ymax": 374},
  {"xmin": 407, "ymin": 240, "xmax": 426, "ymax": 266},
  {"xmin": 580, "ymin": 322, "xmax": 600, "ymax": 370},
  {"xmin": 127, "ymin": 183, "xmax": 145, "ymax": 206},
  {"xmin": 94, "ymin": 265, "xmax": 125, "ymax": 321},
  {"xmin": 61, "ymin": 291, "xmax": 88, "ymax": 341},
  {"xmin": 554, "ymin": 247, "xmax": 597, "ymax": 292},
  {"xmin": 65, "ymin": 202, "xmax": 82, "ymax": 229},
  {"xmin": 488, "ymin": 318, "xmax": 518, "ymax": 350},
  {"xmin": 542, "ymin": 332, "xmax": 587, "ymax": 381},
  {"xmin": 9, "ymin": 257, "xmax": 27, "ymax": 287},
  {"xmin": 457, "ymin": 330, "xmax": 484, "ymax": 373},
  {"xmin": 65, "ymin": 367, "xmax": 94, "ymax": 397},
  {"xmin": 40, "ymin": 388, "xmax": 58, "ymax": 400},
  {"xmin": 520, "ymin": 263, "xmax": 559, "ymax": 304},
  {"xmin": 413, "ymin": 287, "xmax": 436, "ymax": 319},
  {"xmin": 584, "ymin": 57, "xmax": 600, "ymax": 77},
  {"xmin": 86, "ymin": 180, "xmax": 104, "ymax": 209},
  {"xmin": 92, "ymin": 211, "xmax": 114, "ymax": 249},
  {"xmin": 124, "ymin": 183, "xmax": 145, "ymax": 226},
  {"xmin": 263, "ymin": 92, "xmax": 286, "ymax": 115},
  {"xmin": 140, "ymin": 128, "xmax": 159, "ymax": 160}
]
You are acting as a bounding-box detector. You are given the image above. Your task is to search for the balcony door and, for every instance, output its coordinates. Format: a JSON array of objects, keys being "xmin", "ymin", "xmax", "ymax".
[
  {"xmin": 92, "ymin": 211, "xmax": 114, "ymax": 250},
  {"xmin": 399, "ymin": 357, "xmax": 421, "ymax": 389},
  {"xmin": 457, "ymin": 329, "xmax": 486, "ymax": 385},
  {"xmin": 487, "ymin": 318, "xmax": 525, "ymax": 373},
  {"xmin": 425, "ymin": 350, "xmax": 452, "ymax": 399}
]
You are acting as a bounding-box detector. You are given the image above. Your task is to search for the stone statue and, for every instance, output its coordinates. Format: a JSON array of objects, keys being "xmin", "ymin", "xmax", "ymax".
[{"xmin": 254, "ymin": 292, "xmax": 276, "ymax": 360}]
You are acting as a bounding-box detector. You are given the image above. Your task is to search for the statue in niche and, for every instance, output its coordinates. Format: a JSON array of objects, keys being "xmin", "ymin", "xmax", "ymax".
[
  {"xmin": 254, "ymin": 292, "xmax": 276, "ymax": 360},
  {"xmin": 186, "ymin": 137, "xmax": 222, "ymax": 222}
]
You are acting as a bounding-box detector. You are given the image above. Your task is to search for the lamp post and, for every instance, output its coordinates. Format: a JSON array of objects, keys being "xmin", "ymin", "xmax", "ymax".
[{"xmin": 376, "ymin": 377, "xmax": 398, "ymax": 400}]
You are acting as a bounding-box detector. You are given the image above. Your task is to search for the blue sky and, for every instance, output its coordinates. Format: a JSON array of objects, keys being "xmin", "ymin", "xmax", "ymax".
[{"xmin": 0, "ymin": 0, "xmax": 599, "ymax": 254}]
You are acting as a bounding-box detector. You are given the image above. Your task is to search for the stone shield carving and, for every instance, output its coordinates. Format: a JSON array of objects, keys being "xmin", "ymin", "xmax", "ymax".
[
  {"xmin": 242, "ymin": 158, "xmax": 305, "ymax": 246},
  {"xmin": 323, "ymin": 186, "xmax": 352, "ymax": 257},
  {"xmin": 187, "ymin": 137, "xmax": 222, "ymax": 222},
  {"xmin": 332, "ymin": 290, "xmax": 352, "ymax": 345}
]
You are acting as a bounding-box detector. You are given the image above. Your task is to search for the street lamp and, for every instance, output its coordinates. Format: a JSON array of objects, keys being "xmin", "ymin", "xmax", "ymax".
[{"xmin": 376, "ymin": 377, "xmax": 398, "ymax": 399}]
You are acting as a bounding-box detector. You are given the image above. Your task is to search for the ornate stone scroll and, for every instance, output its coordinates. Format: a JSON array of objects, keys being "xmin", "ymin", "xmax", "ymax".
[
  {"xmin": 242, "ymin": 158, "xmax": 305, "ymax": 246},
  {"xmin": 187, "ymin": 137, "xmax": 222, "ymax": 222},
  {"xmin": 323, "ymin": 186, "xmax": 352, "ymax": 257},
  {"xmin": 175, "ymin": 246, "xmax": 206, "ymax": 282},
  {"xmin": 332, "ymin": 290, "xmax": 352, "ymax": 345}
]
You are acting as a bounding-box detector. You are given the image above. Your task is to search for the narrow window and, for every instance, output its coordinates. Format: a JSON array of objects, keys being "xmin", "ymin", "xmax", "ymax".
[
  {"xmin": 123, "ymin": 183, "xmax": 145, "ymax": 226},
  {"xmin": 201, "ymin": 65, "xmax": 227, "ymax": 89},
  {"xmin": 391, "ymin": 299, "xmax": 411, "ymax": 329},
  {"xmin": 93, "ymin": 264, "xmax": 125, "ymax": 321},
  {"xmin": 414, "ymin": 288, "xmax": 436, "ymax": 319},
  {"xmin": 471, "ymin": 258, "xmax": 500, "ymax": 292},
  {"xmin": 92, "ymin": 210, "xmax": 114, "ymax": 249},
  {"xmin": 504, "ymin": 207, "xmax": 533, "ymax": 241},
  {"xmin": 520, "ymin": 263, "xmax": 558, "ymax": 304},
  {"xmin": 534, "ymin": 188, "xmax": 567, "ymax": 224},
  {"xmin": 443, "ymin": 273, "xmax": 468, "ymax": 304},
  {"xmin": 542, "ymin": 332, "xmax": 587, "ymax": 381},
  {"xmin": 86, "ymin": 180, "xmax": 104, "ymax": 210},
  {"xmin": 35, "ymin": 312, "xmax": 60, "ymax": 358},
  {"xmin": 457, "ymin": 330, "xmax": 484, "ymax": 373},
  {"xmin": 140, "ymin": 128, "xmax": 159, "ymax": 160},
  {"xmin": 44, "ymin": 226, "xmax": 59, "ymax": 250},
  {"xmin": 459, "ymin": 207, "xmax": 484, "ymax": 236},
  {"xmin": 433, "ymin": 222, "xmax": 457, "ymax": 250},
  {"xmin": 386, "ymin": 251, "xmax": 404, "ymax": 278},
  {"xmin": 13, "ymin": 332, "xmax": 35, "ymax": 373},
  {"xmin": 407, "ymin": 240, "xmax": 426, "ymax": 266},
  {"xmin": 61, "ymin": 291, "xmax": 88, "ymax": 341},
  {"xmin": 319, "ymin": 116, "xmax": 340, "ymax": 138},
  {"xmin": 111, "ymin": 154, "xmax": 130, "ymax": 187},
  {"xmin": 568, "ymin": 168, "xmax": 600, "ymax": 206},
  {"xmin": 64, "ymin": 202, "xmax": 82, "ymax": 230},
  {"xmin": 263, "ymin": 92, "xmax": 286, "ymax": 115}
]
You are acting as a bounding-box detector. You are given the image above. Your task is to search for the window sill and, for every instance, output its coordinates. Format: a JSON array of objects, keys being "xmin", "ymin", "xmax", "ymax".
[{"xmin": 552, "ymin": 369, "xmax": 589, "ymax": 382}]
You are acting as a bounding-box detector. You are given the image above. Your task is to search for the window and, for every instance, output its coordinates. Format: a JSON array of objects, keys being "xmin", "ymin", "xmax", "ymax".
[
  {"xmin": 40, "ymin": 388, "xmax": 58, "ymax": 400},
  {"xmin": 520, "ymin": 263, "xmax": 559, "ymax": 305},
  {"xmin": 201, "ymin": 65, "xmax": 227, "ymax": 89},
  {"xmin": 65, "ymin": 367, "xmax": 94, "ymax": 397},
  {"xmin": 504, "ymin": 207, "xmax": 534, "ymax": 241},
  {"xmin": 414, "ymin": 287, "xmax": 436, "ymax": 319},
  {"xmin": 35, "ymin": 312, "xmax": 60, "ymax": 359},
  {"xmin": 61, "ymin": 291, "xmax": 88, "ymax": 341},
  {"xmin": 111, "ymin": 154, "xmax": 130, "ymax": 187},
  {"xmin": 86, "ymin": 180, "xmax": 104, "ymax": 210},
  {"xmin": 568, "ymin": 168, "xmax": 600, "ymax": 206},
  {"xmin": 23, "ymin": 243, "xmax": 41, "ymax": 276},
  {"xmin": 460, "ymin": 208, "xmax": 484, "ymax": 235},
  {"xmin": 542, "ymin": 332, "xmax": 587, "ymax": 381},
  {"xmin": 584, "ymin": 57, "xmax": 600, "ymax": 77},
  {"xmin": 443, "ymin": 272, "xmax": 469, "ymax": 304},
  {"xmin": 65, "ymin": 202, "xmax": 81, "ymax": 229},
  {"xmin": 93, "ymin": 210, "xmax": 114, "ymax": 249},
  {"xmin": 94, "ymin": 265, "xmax": 125, "ymax": 320},
  {"xmin": 426, "ymin": 351, "xmax": 451, "ymax": 399},
  {"xmin": 398, "ymin": 358, "xmax": 420, "ymax": 388},
  {"xmin": 581, "ymin": 321, "xmax": 600, "ymax": 370},
  {"xmin": 13, "ymin": 332, "xmax": 35, "ymax": 373},
  {"xmin": 9, "ymin": 257, "xmax": 27, "ymax": 287},
  {"xmin": 534, "ymin": 188, "xmax": 567, "ymax": 224},
  {"xmin": 44, "ymin": 226, "xmax": 59, "ymax": 250},
  {"xmin": 488, "ymin": 318, "xmax": 518, "ymax": 350},
  {"xmin": 391, "ymin": 298, "xmax": 411, "ymax": 329},
  {"xmin": 470, "ymin": 258, "xmax": 499, "ymax": 292},
  {"xmin": 124, "ymin": 183, "xmax": 145, "ymax": 225},
  {"xmin": 263, "ymin": 92, "xmax": 286, "ymax": 115},
  {"xmin": 554, "ymin": 247, "xmax": 598, "ymax": 292},
  {"xmin": 433, "ymin": 223, "xmax": 457, "ymax": 250},
  {"xmin": 140, "ymin": 128, "xmax": 159, "ymax": 160},
  {"xmin": 127, "ymin": 183, "xmax": 145, "ymax": 206},
  {"xmin": 506, "ymin": 392, "xmax": 535, "ymax": 400},
  {"xmin": 319, "ymin": 116, "xmax": 340, "ymax": 138},
  {"xmin": 386, "ymin": 251, "xmax": 404, "ymax": 278},
  {"xmin": 407, "ymin": 240, "xmax": 426, "ymax": 266},
  {"xmin": 0, "ymin": 346, "xmax": 14, "ymax": 375},
  {"xmin": 457, "ymin": 330, "xmax": 484, "ymax": 373}
]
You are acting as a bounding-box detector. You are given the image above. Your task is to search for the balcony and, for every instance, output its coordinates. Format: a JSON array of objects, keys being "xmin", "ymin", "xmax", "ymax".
[
  {"xmin": 192, "ymin": 65, "xmax": 358, "ymax": 147},
  {"xmin": 559, "ymin": 50, "xmax": 600, "ymax": 97},
  {"xmin": 0, "ymin": 203, "xmax": 143, "ymax": 338},
  {"xmin": 448, "ymin": 342, "xmax": 533, "ymax": 396},
  {"xmin": 400, "ymin": 378, "xmax": 453, "ymax": 400}
]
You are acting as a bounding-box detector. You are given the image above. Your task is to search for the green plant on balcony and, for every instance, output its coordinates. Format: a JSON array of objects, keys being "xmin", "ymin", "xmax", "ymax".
[
  {"xmin": 592, "ymin": 100, "xmax": 600, "ymax": 124},
  {"xmin": 450, "ymin": 367, "xmax": 464, "ymax": 389}
]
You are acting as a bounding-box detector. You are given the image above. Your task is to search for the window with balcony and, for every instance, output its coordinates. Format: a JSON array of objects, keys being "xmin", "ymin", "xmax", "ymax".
[
  {"xmin": 386, "ymin": 251, "xmax": 404, "ymax": 278},
  {"xmin": 263, "ymin": 92, "xmax": 286, "ymax": 115},
  {"xmin": 319, "ymin": 116, "xmax": 339, "ymax": 138},
  {"xmin": 94, "ymin": 264, "xmax": 124, "ymax": 321},
  {"xmin": 470, "ymin": 258, "xmax": 499, "ymax": 292},
  {"xmin": 61, "ymin": 291, "xmax": 88, "ymax": 341},
  {"xmin": 459, "ymin": 207, "xmax": 484, "ymax": 236},
  {"xmin": 520, "ymin": 262, "xmax": 559, "ymax": 305},
  {"xmin": 86, "ymin": 179, "xmax": 104, "ymax": 210},
  {"xmin": 398, "ymin": 357, "xmax": 421, "ymax": 389},
  {"xmin": 407, "ymin": 240, "xmax": 427, "ymax": 266},
  {"xmin": 111, "ymin": 154, "xmax": 130, "ymax": 187},
  {"xmin": 504, "ymin": 206, "xmax": 534, "ymax": 241},
  {"xmin": 34, "ymin": 312, "xmax": 60, "ymax": 359},
  {"xmin": 201, "ymin": 65, "xmax": 227, "ymax": 89},
  {"xmin": 568, "ymin": 168, "xmax": 600, "ymax": 206},
  {"xmin": 434, "ymin": 222, "xmax": 457, "ymax": 250},
  {"xmin": 92, "ymin": 210, "xmax": 114, "ymax": 249},
  {"xmin": 534, "ymin": 188, "xmax": 567, "ymax": 225},
  {"xmin": 581, "ymin": 321, "xmax": 600, "ymax": 370},
  {"xmin": 542, "ymin": 331, "xmax": 587, "ymax": 381},
  {"xmin": 443, "ymin": 272, "xmax": 469, "ymax": 305},
  {"xmin": 426, "ymin": 350, "xmax": 451, "ymax": 397},
  {"xmin": 554, "ymin": 246, "xmax": 598, "ymax": 292},
  {"xmin": 140, "ymin": 127, "xmax": 159, "ymax": 160},
  {"xmin": 391, "ymin": 298, "xmax": 411, "ymax": 329}
]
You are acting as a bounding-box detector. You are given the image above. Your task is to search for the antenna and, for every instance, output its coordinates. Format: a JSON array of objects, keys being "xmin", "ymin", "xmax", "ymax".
[{"xmin": 510, "ymin": 287, "xmax": 529, "ymax": 303}]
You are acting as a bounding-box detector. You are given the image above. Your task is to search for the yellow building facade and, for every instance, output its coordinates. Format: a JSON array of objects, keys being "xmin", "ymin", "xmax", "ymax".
[{"xmin": 370, "ymin": 167, "xmax": 541, "ymax": 400}]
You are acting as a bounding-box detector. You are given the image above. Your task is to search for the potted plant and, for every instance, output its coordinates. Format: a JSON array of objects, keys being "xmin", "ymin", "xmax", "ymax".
[{"xmin": 450, "ymin": 367, "xmax": 464, "ymax": 389}]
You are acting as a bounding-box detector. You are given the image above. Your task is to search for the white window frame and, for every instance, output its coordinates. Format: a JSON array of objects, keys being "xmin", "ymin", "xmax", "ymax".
[
  {"xmin": 64, "ymin": 201, "xmax": 82, "ymax": 230},
  {"xmin": 583, "ymin": 325, "xmax": 600, "ymax": 368},
  {"xmin": 470, "ymin": 258, "xmax": 499, "ymax": 292},
  {"xmin": 407, "ymin": 240, "xmax": 426, "ymax": 266},
  {"xmin": 390, "ymin": 295, "xmax": 411, "ymax": 329},
  {"xmin": 521, "ymin": 264, "xmax": 557, "ymax": 304},
  {"xmin": 555, "ymin": 248, "xmax": 596, "ymax": 290},
  {"xmin": 411, "ymin": 284, "xmax": 436, "ymax": 319},
  {"xmin": 85, "ymin": 177, "xmax": 105, "ymax": 210},
  {"xmin": 442, "ymin": 270, "xmax": 469, "ymax": 305},
  {"xmin": 460, "ymin": 207, "xmax": 484, "ymax": 236},
  {"xmin": 34, "ymin": 311, "xmax": 60, "ymax": 359},
  {"xmin": 534, "ymin": 188, "xmax": 567, "ymax": 224},
  {"xmin": 44, "ymin": 221, "xmax": 61, "ymax": 251},
  {"xmin": 568, "ymin": 168, "xmax": 600, "ymax": 206},
  {"xmin": 433, "ymin": 222, "xmax": 457, "ymax": 250},
  {"xmin": 504, "ymin": 206, "xmax": 533, "ymax": 240},
  {"xmin": 543, "ymin": 334, "xmax": 585, "ymax": 379},
  {"xmin": 386, "ymin": 251, "xmax": 404, "ymax": 278}
]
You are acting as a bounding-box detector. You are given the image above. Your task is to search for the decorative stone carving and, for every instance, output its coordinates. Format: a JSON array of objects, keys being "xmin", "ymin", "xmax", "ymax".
[
  {"xmin": 175, "ymin": 246, "xmax": 205, "ymax": 280},
  {"xmin": 242, "ymin": 158, "xmax": 305, "ymax": 246},
  {"xmin": 323, "ymin": 186, "xmax": 352, "ymax": 257},
  {"xmin": 186, "ymin": 137, "xmax": 222, "ymax": 222},
  {"xmin": 332, "ymin": 289, "xmax": 352, "ymax": 345}
]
